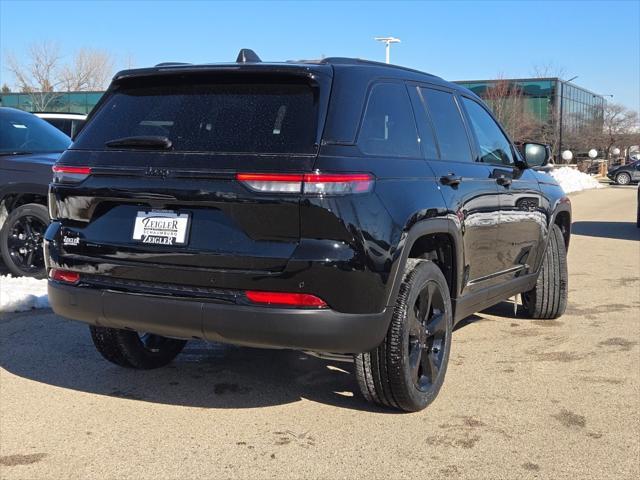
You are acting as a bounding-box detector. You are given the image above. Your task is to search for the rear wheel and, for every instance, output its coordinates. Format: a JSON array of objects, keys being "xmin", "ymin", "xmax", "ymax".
[
  {"xmin": 90, "ymin": 326, "xmax": 187, "ymax": 369},
  {"xmin": 0, "ymin": 203, "xmax": 49, "ymax": 278},
  {"xmin": 355, "ymin": 260, "xmax": 452, "ymax": 412},
  {"xmin": 522, "ymin": 224, "xmax": 568, "ymax": 320},
  {"xmin": 615, "ymin": 172, "xmax": 631, "ymax": 185}
]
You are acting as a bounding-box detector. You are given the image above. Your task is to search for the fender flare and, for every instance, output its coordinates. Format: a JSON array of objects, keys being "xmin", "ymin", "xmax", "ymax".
[
  {"xmin": 0, "ymin": 183, "xmax": 50, "ymax": 208},
  {"xmin": 530, "ymin": 197, "xmax": 572, "ymax": 275},
  {"xmin": 384, "ymin": 217, "xmax": 463, "ymax": 309}
]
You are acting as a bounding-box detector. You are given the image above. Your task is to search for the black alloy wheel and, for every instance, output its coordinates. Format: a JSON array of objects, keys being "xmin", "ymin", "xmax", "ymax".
[
  {"xmin": 407, "ymin": 280, "xmax": 448, "ymax": 392},
  {"xmin": 355, "ymin": 260, "xmax": 453, "ymax": 412},
  {"xmin": 0, "ymin": 203, "xmax": 49, "ymax": 278}
]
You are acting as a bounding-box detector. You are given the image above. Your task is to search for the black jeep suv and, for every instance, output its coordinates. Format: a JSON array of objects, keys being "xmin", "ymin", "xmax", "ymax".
[{"xmin": 46, "ymin": 51, "xmax": 570, "ymax": 412}]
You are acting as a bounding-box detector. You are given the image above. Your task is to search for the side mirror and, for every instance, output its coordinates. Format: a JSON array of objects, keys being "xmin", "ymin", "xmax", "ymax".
[{"xmin": 523, "ymin": 142, "xmax": 551, "ymax": 168}]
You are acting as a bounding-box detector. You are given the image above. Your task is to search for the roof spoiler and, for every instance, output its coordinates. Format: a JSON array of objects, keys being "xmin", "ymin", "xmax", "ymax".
[
  {"xmin": 155, "ymin": 62, "xmax": 192, "ymax": 67},
  {"xmin": 236, "ymin": 49, "xmax": 262, "ymax": 63}
]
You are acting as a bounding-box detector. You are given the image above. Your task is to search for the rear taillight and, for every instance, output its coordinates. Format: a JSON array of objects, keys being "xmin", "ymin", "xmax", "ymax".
[
  {"xmin": 52, "ymin": 165, "xmax": 92, "ymax": 183},
  {"xmin": 245, "ymin": 290, "xmax": 328, "ymax": 308},
  {"xmin": 49, "ymin": 269, "xmax": 80, "ymax": 284},
  {"xmin": 236, "ymin": 172, "xmax": 374, "ymax": 195}
]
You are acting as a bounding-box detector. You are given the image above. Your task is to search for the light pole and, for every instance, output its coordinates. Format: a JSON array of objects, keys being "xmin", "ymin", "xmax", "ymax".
[
  {"xmin": 374, "ymin": 37, "xmax": 401, "ymax": 64},
  {"xmin": 558, "ymin": 75, "xmax": 578, "ymax": 163}
]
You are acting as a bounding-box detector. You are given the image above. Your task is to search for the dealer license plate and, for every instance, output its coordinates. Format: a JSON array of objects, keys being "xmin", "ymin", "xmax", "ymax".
[{"xmin": 132, "ymin": 210, "xmax": 190, "ymax": 245}]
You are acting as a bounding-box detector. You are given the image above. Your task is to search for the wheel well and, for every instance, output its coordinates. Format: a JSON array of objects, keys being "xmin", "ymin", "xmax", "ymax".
[
  {"xmin": 1, "ymin": 194, "xmax": 48, "ymax": 214},
  {"xmin": 554, "ymin": 211, "xmax": 571, "ymax": 250},
  {"xmin": 407, "ymin": 233, "xmax": 456, "ymax": 298}
]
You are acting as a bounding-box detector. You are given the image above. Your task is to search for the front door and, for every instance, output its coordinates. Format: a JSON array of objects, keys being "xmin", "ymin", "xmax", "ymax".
[{"xmin": 459, "ymin": 95, "xmax": 545, "ymax": 283}]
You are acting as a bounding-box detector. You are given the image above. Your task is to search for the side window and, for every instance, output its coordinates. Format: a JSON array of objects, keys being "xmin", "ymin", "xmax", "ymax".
[
  {"xmin": 358, "ymin": 83, "xmax": 420, "ymax": 157},
  {"xmin": 407, "ymin": 86, "xmax": 439, "ymax": 159},
  {"xmin": 420, "ymin": 88, "xmax": 473, "ymax": 163},
  {"xmin": 461, "ymin": 97, "xmax": 514, "ymax": 166}
]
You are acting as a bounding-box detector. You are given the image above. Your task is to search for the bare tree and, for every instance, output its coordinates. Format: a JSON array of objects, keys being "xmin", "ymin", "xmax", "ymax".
[
  {"xmin": 58, "ymin": 48, "xmax": 114, "ymax": 91},
  {"xmin": 4, "ymin": 40, "xmax": 115, "ymax": 111},
  {"xmin": 530, "ymin": 61, "xmax": 566, "ymax": 79},
  {"xmin": 1, "ymin": 83, "xmax": 11, "ymax": 94},
  {"xmin": 599, "ymin": 103, "xmax": 640, "ymax": 159},
  {"xmin": 5, "ymin": 41, "xmax": 63, "ymax": 111},
  {"xmin": 483, "ymin": 79, "xmax": 538, "ymax": 143}
]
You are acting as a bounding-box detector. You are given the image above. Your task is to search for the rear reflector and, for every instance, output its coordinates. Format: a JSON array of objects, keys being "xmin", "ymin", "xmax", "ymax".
[
  {"xmin": 49, "ymin": 269, "xmax": 80, "ymax": 284},
  {"xmin": 52, "ymin": 165, "xmax": 92, "ymax": 183},
  {"xmin": 236, "ymin": 172, "xmax": 373, "ymax": 195},
  {"xmin": 246, "ymin": 290, "xmax": 328, "ymax": 308}
]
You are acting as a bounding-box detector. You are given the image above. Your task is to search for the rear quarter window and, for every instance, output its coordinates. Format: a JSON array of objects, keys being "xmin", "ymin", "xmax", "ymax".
[
  {"xmin": 73, "ymin": 77, "xmax": 319, "ymax": 154},
  {"xmin": 357, "ymin": 83, "xmax": 420, "ymax": 158}
]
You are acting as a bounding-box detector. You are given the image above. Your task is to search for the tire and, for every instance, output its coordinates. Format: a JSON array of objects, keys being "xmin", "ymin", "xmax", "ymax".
[
  {"xmin": 615, "ymin": 172, "xmax": 631, "ymax": 185},
  {"xmin": 89, "ymin": 325, "xmax": 187, "ymax": 369},
  {"xmin": 355, "ymin": 260, "xmax": 453, "ymax": 412},
  {"xmin": 0, "ymin": 203, "xmax": 49, "ymax": 278},
  {"xmin": 522, "ymin": 224, "xmax": 568, "ymax": 320}
]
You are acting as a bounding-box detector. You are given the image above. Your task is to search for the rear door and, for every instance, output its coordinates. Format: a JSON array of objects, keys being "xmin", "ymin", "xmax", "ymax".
[
  {"xmin": 50, "ymin": 70, "xmax": 330, "ymax": 273},
  {"xmin": 410, "ymin": 85, "xmax": 502, "ymax": 295}
]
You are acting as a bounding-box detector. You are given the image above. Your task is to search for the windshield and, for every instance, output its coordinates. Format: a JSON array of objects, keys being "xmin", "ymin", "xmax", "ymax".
[
  {"xmin": 73, "ymin": 76, "xmax": 319, "ymax": 154},
  {"xmin": 0, "ymin": 109, "xmax": 72, "ymax": 154}
]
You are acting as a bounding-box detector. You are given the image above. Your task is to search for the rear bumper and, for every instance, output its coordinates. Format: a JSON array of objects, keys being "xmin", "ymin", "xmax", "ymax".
[{"xmin": 48, "ymin": 281, "xmax": 390, "ymax": 354}]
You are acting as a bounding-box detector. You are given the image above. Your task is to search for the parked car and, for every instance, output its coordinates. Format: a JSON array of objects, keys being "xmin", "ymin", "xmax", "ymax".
[
  {"xmin": 34, "ymin": 112, "xmax": 87, "ymax": 139},
  {"xmin": 0, "ymin": 107, "xmax": 71, "ymax": 278},
  {"xmin": 45, "ymin": 51, "xmax": 570, "ymax": 412},
  {"xmin": 607, "ymin": 160, "xmax": 640, "ymax": 185}
]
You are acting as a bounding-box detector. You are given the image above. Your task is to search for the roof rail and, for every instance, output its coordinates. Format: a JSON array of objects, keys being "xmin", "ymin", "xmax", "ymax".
[{"xmin": 318, "ymin": 57, "xmax": 439, "ymax": 78}]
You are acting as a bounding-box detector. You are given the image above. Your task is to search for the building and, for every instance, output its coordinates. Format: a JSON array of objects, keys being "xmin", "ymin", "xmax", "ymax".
[
  {"xmin": 0, "ymin": 91, "xmax": 103, "ymax": 115},
  {"xmin": 454, "ymin": 78, "xmax": 605, "ymax": 158}
]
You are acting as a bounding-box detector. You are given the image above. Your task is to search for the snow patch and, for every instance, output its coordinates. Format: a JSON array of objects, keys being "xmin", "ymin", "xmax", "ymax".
[
  {"xmin": 548, "ymin": 167, "xmax": 604, "ymax": 194},
  {"xmin": 0, "ymin": 275, "xmax": 49, "ymax": 313}
]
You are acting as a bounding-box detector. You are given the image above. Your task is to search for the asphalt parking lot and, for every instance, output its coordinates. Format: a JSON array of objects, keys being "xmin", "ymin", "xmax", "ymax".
[{"xmin": 1, "ymin": 185, "xmax": 638, "ymax": 480}]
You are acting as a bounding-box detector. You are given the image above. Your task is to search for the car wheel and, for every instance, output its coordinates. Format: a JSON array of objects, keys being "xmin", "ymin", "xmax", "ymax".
[
  {"xmin": 616, "ymin": 172, "xmax": 631, "ymax": 185},
  {"xmin": 522, "ymin": 224, "xmax": 568, "ymax": 320},
  {"xmin": 90, "ymin": 325, "xmax": 187, "ymax": 369},
  {"xmin": 355, "ymin": 260, "xmax": 452, "ymax": 412},
  {"xmin": 0, "ymin": 203, "xmax": 49, "ymax": 278}
]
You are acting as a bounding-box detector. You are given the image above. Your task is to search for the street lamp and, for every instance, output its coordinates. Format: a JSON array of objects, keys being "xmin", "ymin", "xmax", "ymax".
[
  {"xmin": 374, "ymin": 37, "xmax": 401, "ymax": 64},
  {"xmin": 558, "ymin": 75, "xmax": 578, "ymax": 163}
]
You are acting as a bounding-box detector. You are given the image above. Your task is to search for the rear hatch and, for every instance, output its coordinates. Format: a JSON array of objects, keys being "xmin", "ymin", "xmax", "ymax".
[{"xmin": 49, "ymin": 66, "xmax": 332, "ymax": 273}]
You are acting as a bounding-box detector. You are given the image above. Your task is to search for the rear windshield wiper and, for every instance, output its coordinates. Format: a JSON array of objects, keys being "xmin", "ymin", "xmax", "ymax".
[{"xmin": 105, "ymin": 136, "xmax": 173, "ymax": 150}]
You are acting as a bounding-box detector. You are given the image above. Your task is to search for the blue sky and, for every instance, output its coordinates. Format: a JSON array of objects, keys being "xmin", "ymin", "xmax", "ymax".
[{"xmin": 1, "ymin": 0, "xmax": 638, "ymax": 109}]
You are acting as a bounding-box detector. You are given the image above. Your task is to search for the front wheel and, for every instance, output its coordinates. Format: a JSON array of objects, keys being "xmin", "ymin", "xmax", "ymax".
[
  {"xmin": 522, "ymin": 224, "xmax": 568, "ymax": 320},
  {"xmin": 90, "ymin": 326, "xmax": 187, "ymax": 369},
  {"xmin": 0, "ymin": 203, "xmax": 49, "ymax": 278},
  {"xmin": 355, "ymin": 260, "xmax": 453, "ymax": 412},
  {"xmin": 615, "ymin": 172, "xmax": 631, "ymax": 185}
]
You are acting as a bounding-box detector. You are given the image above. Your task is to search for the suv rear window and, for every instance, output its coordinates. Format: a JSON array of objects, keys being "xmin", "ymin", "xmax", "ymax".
[{"xmin": 73, "ymin": 77, "xmax": 319, "ymax": 154}]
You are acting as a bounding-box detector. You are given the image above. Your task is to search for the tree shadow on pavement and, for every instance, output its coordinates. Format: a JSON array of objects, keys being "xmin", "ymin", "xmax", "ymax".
[
  {"xmin": 571, "ymin": 221, "xmax": 640, "ymax": 241},
  {"xmin": 0, "ymin": 310, "xmax": 395, "ymax": 413}
]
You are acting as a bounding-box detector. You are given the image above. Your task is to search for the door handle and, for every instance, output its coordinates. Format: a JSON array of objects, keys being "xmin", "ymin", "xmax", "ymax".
[
  {"xmin": 496, "ymin": 175, "xmax": 512, "ymax": 187},
  {"xmin": 440, "ymin": 174, "xmax": 462, "ymax": 187}
]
